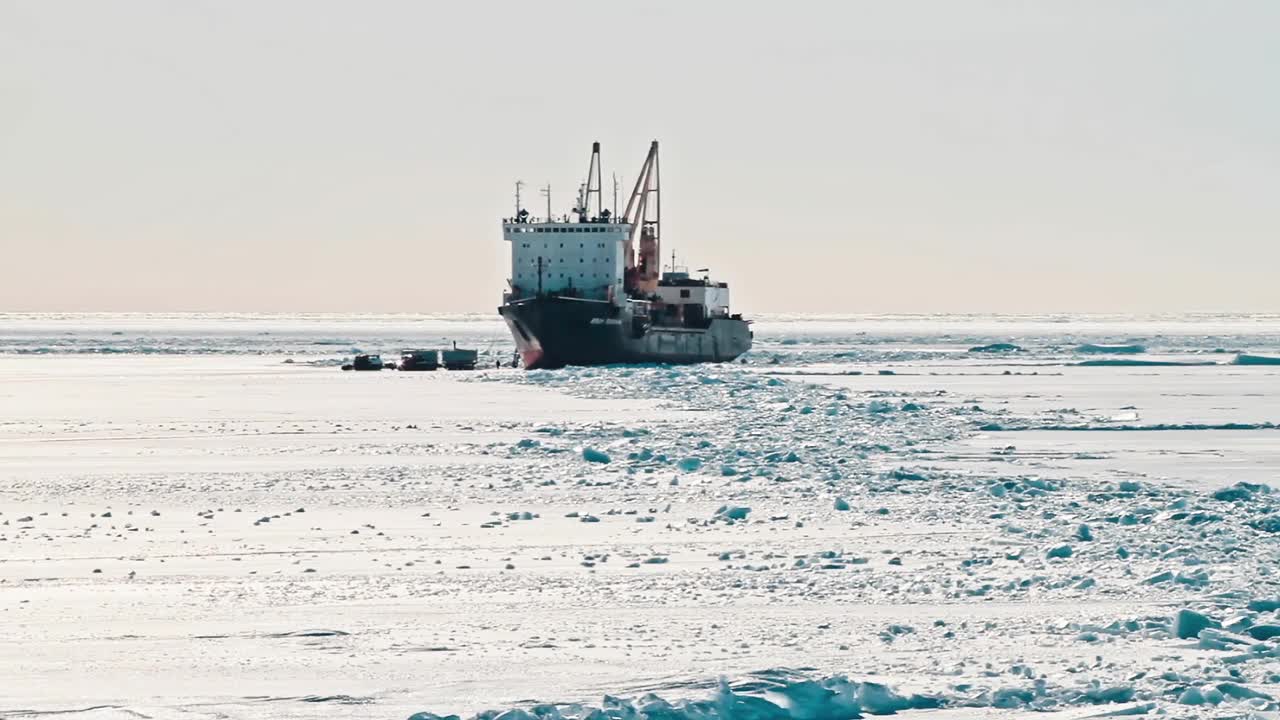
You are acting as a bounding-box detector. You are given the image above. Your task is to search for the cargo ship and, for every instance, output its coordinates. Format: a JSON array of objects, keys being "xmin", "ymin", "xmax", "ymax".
[{"xmin": 499, "ymin": 141, "xmax": 752, "ymax": 369}]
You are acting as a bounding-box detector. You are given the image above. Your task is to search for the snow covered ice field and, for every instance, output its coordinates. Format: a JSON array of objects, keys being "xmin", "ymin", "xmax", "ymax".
[{"xmin": 3, "ymin": 313, "xmax": 1280, "ymax": 720}]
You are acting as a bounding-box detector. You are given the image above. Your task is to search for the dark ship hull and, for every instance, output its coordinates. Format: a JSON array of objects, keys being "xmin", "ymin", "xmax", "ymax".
[{"xmin": 500, "ymin": 297, "xmax": 752, "ymax": 370}]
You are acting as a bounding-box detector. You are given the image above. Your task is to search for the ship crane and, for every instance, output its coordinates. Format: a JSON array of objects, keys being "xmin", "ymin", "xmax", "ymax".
[{"xmin": 621, "ymin": 141, "xmax": 661, "ymax": 295}]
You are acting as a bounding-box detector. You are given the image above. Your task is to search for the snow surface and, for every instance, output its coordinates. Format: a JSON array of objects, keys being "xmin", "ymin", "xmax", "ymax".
[{"xmin": 3, "ymin": 314, "xmax": 1280, "ymax": 720}]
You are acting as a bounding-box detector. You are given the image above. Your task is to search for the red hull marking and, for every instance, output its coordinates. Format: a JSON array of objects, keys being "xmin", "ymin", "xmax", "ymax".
[{"xmin": 520, "ymin": 348, "xmax": 545, "ymax": 369}]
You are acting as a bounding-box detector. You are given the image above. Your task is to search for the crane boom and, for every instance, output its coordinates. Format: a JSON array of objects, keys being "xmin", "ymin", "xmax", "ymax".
[{"xmin": 622, "ymin": 141, "xmax": 661, "ymax": 295}]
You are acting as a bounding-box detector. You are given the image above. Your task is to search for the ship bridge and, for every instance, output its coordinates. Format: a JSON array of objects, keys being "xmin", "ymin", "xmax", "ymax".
[
  {"xmin": 503, "ymin": 140, "xmax": 666, "ymax": 306},
  {"xmin": 503, "ymin": 218, "xmax": 629, "ymax": 303}
]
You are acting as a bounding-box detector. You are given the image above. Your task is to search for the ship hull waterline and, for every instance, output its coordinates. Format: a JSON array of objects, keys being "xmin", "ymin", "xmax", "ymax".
[{"xmin": 499, "ymin": 297, "xmax": 752, "ymax": 370}]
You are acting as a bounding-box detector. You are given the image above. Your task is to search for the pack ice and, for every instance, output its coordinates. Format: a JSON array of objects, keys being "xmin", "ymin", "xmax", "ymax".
[{"xmin": 5, "ymin": 314, "xmax": 1280, "ymax": 720}]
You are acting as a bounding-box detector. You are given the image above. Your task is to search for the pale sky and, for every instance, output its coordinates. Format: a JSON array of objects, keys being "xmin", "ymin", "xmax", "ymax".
[{"xmin": 1, "ymin": 1, "xmax": 1277, "ymax": 314}]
